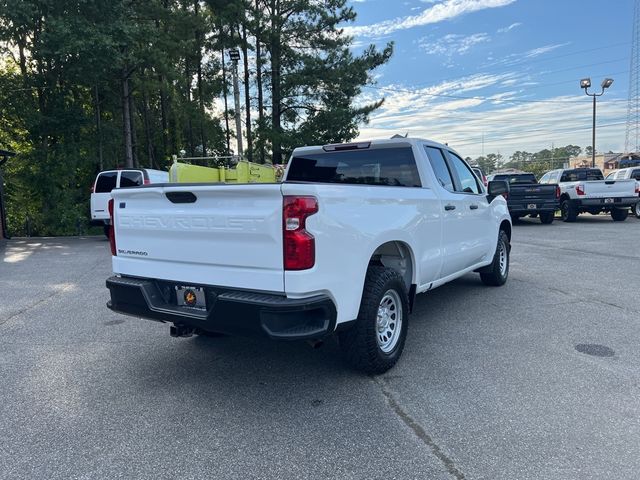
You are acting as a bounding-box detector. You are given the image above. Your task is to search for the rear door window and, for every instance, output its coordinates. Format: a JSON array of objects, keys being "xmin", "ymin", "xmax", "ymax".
[
  {"xmin": 424, "ymin": 146, "xmax": 454, "ymax": 191},
  {"xmin": 287, "ymin": 147, "xmax": 421, "ymax": 187},
  {"xmin": 94, "ymin": 172, "xmax": 117, "ymax": 193},
  {"xmin": 631, "ymin": 169, "xmax": 640, "ymax": 180},
  {"xmin": 120, "ymin": 170, "xmax": 144, "ymax": 188}
]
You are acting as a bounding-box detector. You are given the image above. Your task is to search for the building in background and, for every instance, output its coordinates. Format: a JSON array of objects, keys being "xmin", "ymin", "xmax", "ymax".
[
  {"xmin": 568, "ymin": 153, "xmax": 640, "ymax": 174},
  {"xmin": 0, "ymin": 149, "xmax": 16, "ymax": 240}
]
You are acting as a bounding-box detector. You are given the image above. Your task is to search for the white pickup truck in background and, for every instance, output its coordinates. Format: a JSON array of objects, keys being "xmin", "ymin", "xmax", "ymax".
[
  {"xmin": 606, "ymin": 167, "xmax": 640, "ymax": 218},
  {"xmin": 539, "ymin": 167, "xmax": 639, "ymax": 222},
  {"xmin": 105, "ymin": 138, "xmax": 512, "ymax": 373},
  {"xmin": 90, "ymin": 168, "xmax": 169, "ymax": 236}
]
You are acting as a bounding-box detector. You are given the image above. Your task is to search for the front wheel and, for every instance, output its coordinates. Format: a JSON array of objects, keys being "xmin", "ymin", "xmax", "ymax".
[
  {"xmin": 338, "ymin": 266, "xmax": 409, "ymax": 374},
  {"xmin": 539, "ymin": 212, "xmax": 554, "ymax": 224},
  {"xmin": 611, "ymin": 208, "xmax": 629, "ymax": 222},
  {"xmin": 480, "ymin": 230, "xmax": 510, "ymax": 286}
]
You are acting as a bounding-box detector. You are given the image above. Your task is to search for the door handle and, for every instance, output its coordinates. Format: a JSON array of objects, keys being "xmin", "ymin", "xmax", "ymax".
[
  {"xmin": 444, "ymin": 204, "xmax": 456, "ymax": 211},
  {"xmin": 469, "ymin": 204, "xmax": 479, "ymax": 210}
]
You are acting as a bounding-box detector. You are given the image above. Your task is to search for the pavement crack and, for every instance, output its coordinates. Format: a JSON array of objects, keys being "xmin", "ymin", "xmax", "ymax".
[{"xmin": 373, "ymin": 376, "xmax": 466, "ymax": 480}]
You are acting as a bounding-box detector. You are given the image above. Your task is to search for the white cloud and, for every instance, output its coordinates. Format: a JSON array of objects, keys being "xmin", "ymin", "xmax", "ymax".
[
  {"xmin": 524, "ymin": 42, "xmax": 570, "ymax": 58},
  {"xmin": 343, "ymin": 0, "xmax": 517, "ymax": 38},
  {"xmin": 419, "ymin": 32, "xmax": 491, "ymax": 57},
  {"xmin": 497, "ymin": 22, "xmax": 521, "ymax": 33},
  {"xmin": 355, "ymin": 74, "xmax": 627, "ymax": 158}
]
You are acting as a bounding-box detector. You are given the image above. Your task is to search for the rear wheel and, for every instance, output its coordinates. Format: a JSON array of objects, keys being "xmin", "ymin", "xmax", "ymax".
[
  {"xmin": 338, "ymin": 266, "xmax": 409, "ymax": 374},
  {"xmin": 611, "ymin": 208, "xmax": 628, "ymax": 222},
  {"xmin": 480, "ymin": 230, "xmax": 510, "ymax": 286},
  {"xmin": 635, "ymin": 201, "xmax": 640, "ymax": 219},
  {"xmin": 539, "ymin": 212, "xmax": 554, "ymax": 224},
  {"xmin": 560, "ymin": 199, "xmax": 578, "ymax": 222}
]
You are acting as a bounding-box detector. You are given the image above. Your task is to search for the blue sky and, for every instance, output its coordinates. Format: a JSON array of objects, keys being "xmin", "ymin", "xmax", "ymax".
[{"xmin": 347, "ymin": 0, "xmax": 635, "ymax": 159}]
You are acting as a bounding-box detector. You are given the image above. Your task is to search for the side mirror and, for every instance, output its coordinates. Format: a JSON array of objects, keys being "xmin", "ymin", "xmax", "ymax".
[{"xmin": 487, "ymin": 180, "xmax": 509, "ymax": 199}]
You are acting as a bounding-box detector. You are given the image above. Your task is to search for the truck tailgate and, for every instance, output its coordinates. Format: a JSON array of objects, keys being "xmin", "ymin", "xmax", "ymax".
[
  {"xmin": 110, "ymin": 184, "xmax": 285, "ymax": 292},
  {"xmin": 508, "ymin": 184, "xmax": 557, "ymax": 201},
  {"xmin": 583, "ymin": 179, "xmax": 636, "ymax": 198}
]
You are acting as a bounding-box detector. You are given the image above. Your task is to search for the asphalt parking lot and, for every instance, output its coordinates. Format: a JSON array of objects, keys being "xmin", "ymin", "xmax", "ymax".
[{"xmin": 1, "ymin": 215, "xmax": 639, "ymax": 480}]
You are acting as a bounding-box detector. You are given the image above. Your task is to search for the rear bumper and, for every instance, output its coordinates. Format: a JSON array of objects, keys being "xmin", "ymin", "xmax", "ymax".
[
  {"xmin": 509, "ymin": 200, "xmax": 559, "ymax": 214},
  {"xmin": 573, "ymin": 197, "xmax": 639, "ymax": 208},
  {"xmin": 106, "ymin": 276, "xmax": 337, "ymax": 341}
]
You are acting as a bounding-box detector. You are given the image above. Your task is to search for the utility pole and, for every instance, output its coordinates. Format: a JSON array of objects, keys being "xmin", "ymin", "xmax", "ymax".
[
  {"xmin": 580, "ymin": 77, "xmax": 614, "ymax": 168},
  {"xmin": 229, "ymin": 48, "xmax": 243, "ymax": 158}
]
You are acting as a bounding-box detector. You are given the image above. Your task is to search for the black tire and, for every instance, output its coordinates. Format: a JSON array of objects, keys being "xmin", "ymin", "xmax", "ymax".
[
  {"xmin": 338, "ymin": 266, "xmax": 409, "ymax": 374},
  {"xmin": 560, "ymin": 199, "xmax": 578, "ymax": 222},
  {"xmin": 480, "ymin": 230, "xmax": 510, "ymax": 286},
  {"xmin": 539, "ymin": 212, "xmax": 554, "ymax": 224},
  {"xmin": 103, "ymin": 224, "xmax": 110, "ymax": 238},
  {"xmin": 611, "ymin": 208, "xmax": 628, "ymax": 222},
  {"xmin": 634, "ymin": 201, "xmax": 640, "ymax": 219}
]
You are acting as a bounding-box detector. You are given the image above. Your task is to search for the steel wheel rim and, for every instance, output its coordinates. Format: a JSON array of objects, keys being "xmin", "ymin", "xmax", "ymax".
[
  {"xmin": 376, "ymin": 290, "xmax": 402, "ymax": 353},
  {"xmin": 636, "ymin": 202, "xmax": 640, "ymax": 217},
  {"xmin": 498, "ymin": 239, "xmax": 508, "ymax": 276}
]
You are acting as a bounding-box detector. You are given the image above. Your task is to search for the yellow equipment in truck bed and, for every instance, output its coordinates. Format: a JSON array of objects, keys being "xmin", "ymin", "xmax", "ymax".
[{"xmin": 168, "ymin": 158, "xmax": 276, "ymax": 184}]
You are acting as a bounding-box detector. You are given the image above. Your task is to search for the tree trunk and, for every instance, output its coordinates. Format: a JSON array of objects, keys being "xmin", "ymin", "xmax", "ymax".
[
  {"xmin": 129, "ymin": 86, "xmax": 138, "ymax": 167},
  {"xmin": 241, "ymin": 23, "xmax": 252, "ymax": 162},
  {"xmin": 195, "ymin": 0, "xmax": 207, "ymax": 157},
  {"xmin": 94, "ymin": 84, "xmax": 103, "ymax": 170},
  {"xmin": 270, "ymin": 0, "xmax": 282, "ymax": 164},
  {"xmin": 159, "ymin": 78, "xmax": 169, "ymax": 160},
  {"xmin": 255, "ymin": 0, "xmax": 265, "ymax": 163},
  {"xmin": 122, "ymin": 72, "xmax": 133, "ymax": 168},
  {"xmin": 221, "ymin": 43, "xmax": 231, "ymax": 154},
  {"xmin": 141, "ymin": 90, "xmax": 155, "ymax": 168}
]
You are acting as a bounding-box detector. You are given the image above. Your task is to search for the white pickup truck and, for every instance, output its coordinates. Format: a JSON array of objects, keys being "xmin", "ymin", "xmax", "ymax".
[
  {"xmin": 105, "ymin": 138, "xmax": 512, "ymax": 373},
  {"xmin": 539, "ymin": 167, "xmax": 639, "ymax": 222}
]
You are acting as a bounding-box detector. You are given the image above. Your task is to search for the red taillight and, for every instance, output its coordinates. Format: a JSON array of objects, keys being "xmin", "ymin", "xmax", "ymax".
[
  {"xmin": 555, "ymin": 186, "xmax": 561, "ymax": 199},
  {"xmin": 283, "ymin": 196, "xmax": 318, "ymax": 270},
  {"xmin": 144, "ymin": 178, "xmax": 150, "ymax": 185},
  {"xmin": 108, "ymin": 199, "xmax": 117, "ymax": 256},
  {"xmin": 635, "ymin": 183, "xmax": 639, "ymax": 194},
  {"xmin": 575, "ymin": 184, "xmax": 585, "ymax": 196}
]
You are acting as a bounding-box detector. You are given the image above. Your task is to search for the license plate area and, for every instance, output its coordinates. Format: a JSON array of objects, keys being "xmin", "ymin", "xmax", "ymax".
[
  {"xmin": 604, "ymin": 198, "xmax": 614, "ymax": 204},
  {"xmin": 527, "ymin": 203, "xmax": 537, "ymax": 209},
  {"xmin": 175, "ymin": 285, "xmax": 207, "ymax": 310}
]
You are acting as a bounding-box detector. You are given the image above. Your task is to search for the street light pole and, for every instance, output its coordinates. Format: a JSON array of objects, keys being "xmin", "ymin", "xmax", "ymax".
[
  {"xmin": 580, "ymin": 77, "xmax": 614, "ymax": 168},
  {"xmin": 229, "ymin": 48, "xmax": 243, "ymax": 158}
]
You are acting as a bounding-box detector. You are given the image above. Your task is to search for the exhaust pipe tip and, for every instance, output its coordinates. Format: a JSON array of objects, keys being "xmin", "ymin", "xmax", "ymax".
[{"xmin": 170, "ymin": 324, "xmax": 194, "ymax": 338}]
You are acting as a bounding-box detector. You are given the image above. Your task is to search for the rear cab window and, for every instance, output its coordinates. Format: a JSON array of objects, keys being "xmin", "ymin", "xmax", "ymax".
[
  {"xmin": 94, "ymin": 172, "xmax": 118, "ymax": 193},
  {"xmin": 492, "ymin": 174, "xmax": 537, "ymax": 184},
  {"xmin": 120, "ymin": 170, "xmax": 144, "ymax": 188},
  {"xmin": 286, "ymin": 146, "xmax": 421, "ymax": 187},
  {"xmin": 560, "ymin": 169, "xmax": 604, "ymax": 182}
]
